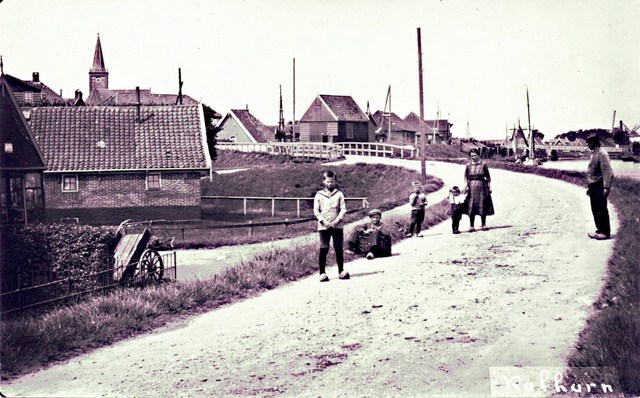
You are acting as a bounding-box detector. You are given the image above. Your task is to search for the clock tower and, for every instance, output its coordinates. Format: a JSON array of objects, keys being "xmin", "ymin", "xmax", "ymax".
[{"xmin": 89, "ymin": 33, "xmax": 108, "ymax": 92}]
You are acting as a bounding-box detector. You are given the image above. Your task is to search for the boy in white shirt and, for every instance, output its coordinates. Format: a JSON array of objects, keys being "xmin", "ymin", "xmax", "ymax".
[
  {"xmin": 448, "ymin": 186, "xmax": 467, "ymax": 234},
  {"xmin": 313, "ymin": 170, "xmax": 350, "ymax": 282},
  {"xmin": 407, "ymin": 181, "xmax": 427, "ymax": 237}
]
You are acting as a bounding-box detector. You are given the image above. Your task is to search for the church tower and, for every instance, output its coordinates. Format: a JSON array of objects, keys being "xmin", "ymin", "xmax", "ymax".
[{"xmin": 89, "ymin": 33, "xmax": 108, "ymax": 92}]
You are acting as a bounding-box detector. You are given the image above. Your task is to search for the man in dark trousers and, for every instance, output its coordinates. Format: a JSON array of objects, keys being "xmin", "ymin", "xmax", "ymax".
[{"xmin": 585, "ymin": 135, "xmax": 614, "ymax": 240}]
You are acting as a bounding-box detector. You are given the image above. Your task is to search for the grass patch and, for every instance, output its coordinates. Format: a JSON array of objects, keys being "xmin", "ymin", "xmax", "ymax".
[
  {"xmin": 175, "ymin": 162, "xmax": 443, "ymax": 249},
  {"xmin": 212, "ymin": 150, "xmax": 298, "ymax": 169},
  {"xmin": 0, "ymin": 199, "xmax": 451, "ymax": 380},
  {"xmin": 475, "ymin": 160, "xmax": 640, "ymax": 394}
]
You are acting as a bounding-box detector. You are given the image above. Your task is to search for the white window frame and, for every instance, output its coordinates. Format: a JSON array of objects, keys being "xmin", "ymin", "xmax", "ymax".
[
  {"xmin": 61, "ymin": 175, "xmax": 79, "ymax": 192},
  {"xmin": 146, "ymin": 173, "xmax": 162, "ymax": 190}
]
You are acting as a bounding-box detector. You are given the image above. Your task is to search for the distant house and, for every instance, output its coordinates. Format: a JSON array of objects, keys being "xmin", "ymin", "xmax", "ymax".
[
  {"xmin": 404, "ymin": 112, "xmax": 453, "ymax": 144},
  {"xmin": 371, "ymin": 111, "xmax": 416, "ymax": 145},
  {"xmin": 2, "ymin": 72, "xmax": 69, "ymax": 107},
  {"xmin": 28, "ymin": 105, "xmax": 211, "ymax": 224},
  {"xmin": 299, "ymin": 95, "xmax": 374, "ymax": 143},
  {"xmin": 1, "ymin": 75, "xmax": 47, "ymax": 224},
  {"xmin": 216, "ymin": 109, "xmax": 273, "ymax": 143}
]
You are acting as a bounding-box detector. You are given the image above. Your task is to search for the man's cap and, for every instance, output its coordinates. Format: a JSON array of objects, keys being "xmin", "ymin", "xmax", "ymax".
[
  {"xmin": 412, "ymin": 181, "xmax": 421, "ymax": 188},
  {"xmin": 586, "ymin": 135, "xmax": 601, "ymax": 145},
  {"xmin": 368, "ymin": 208, "xmax": 382, "ymax": 217},
  {"xmin": 451, "ymin": 186, "xmax": 460, "ymax": 192}
]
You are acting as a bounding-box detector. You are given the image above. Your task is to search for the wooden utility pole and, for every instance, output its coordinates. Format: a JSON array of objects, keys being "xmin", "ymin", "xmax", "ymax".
[
  {"xmin": 293, "ymin": 58, "xmax": 296, "ymax": 141},
  {"xmin": 526, "ymin": 87, "xmax": 534, "ymax": 160},
  {"xmin": 417, "ymin": 28, "xmax": 426, "ymax": 183}
]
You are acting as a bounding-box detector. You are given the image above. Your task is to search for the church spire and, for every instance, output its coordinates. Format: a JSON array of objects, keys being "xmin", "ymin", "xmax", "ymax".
[
  {"xmin": 91, "ymin": 33, "xmax": 106, "ymax": 72},
  {"xmin": 89, "ymin": 33, "xmax": 109, "ymax": 92}
]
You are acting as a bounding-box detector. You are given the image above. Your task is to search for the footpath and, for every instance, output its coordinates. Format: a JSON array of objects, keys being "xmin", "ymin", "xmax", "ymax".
[{"xmin": 2, "ymin": 157, "xmax": 618, "ymax": 398}]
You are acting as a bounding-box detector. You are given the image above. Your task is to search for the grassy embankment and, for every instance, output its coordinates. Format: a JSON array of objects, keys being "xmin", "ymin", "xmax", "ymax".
[
  {"xmin": 480, "ymin": 160, "xmax": 639, "ymax": 394},
  {"xmin": 173, "ymin": 162, "xmax": 442, "ymax": 249},
  {"xmin": 0, "ymin": 162, "xmax": 450, "ymax": 380}
]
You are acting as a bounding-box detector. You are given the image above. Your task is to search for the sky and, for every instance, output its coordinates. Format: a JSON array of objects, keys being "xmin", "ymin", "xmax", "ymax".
[{"xmin": 1, "ymin": 0, "xmax": 638, "ymax": 140}]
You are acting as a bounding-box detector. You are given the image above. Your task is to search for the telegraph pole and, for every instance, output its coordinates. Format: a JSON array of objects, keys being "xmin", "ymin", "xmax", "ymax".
[{"xmin": 417, "ymin": 28, "xmax": 426, "ymax": 183}]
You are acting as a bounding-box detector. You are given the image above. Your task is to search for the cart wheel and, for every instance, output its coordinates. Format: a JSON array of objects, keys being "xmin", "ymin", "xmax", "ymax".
[{"xmin": 138, "ymin": 249, "xmax": 164, "ymax": 282}]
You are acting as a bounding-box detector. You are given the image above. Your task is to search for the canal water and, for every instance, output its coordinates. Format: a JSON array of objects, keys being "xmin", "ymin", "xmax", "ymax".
[{"xmin": 540, "ymin": 159, "xmax": 640, "ymax": 180}]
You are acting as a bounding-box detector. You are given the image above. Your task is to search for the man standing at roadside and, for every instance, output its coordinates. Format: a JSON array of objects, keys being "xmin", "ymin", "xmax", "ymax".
[{"xmin": 585, "ymin": 135, "xmax": 614, "ymax": 240}]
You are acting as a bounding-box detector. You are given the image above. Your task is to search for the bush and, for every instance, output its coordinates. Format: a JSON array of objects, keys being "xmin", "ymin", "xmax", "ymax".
[{"xmin": 2, "ymin": 224, "xmax": 118, "ymax": 293}]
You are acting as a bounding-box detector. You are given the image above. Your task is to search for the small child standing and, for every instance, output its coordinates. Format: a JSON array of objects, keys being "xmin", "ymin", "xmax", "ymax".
[
  {"xmin": 314, "ymin": 170, "xmax": 350, "ymax": 282},
  {"xmin": 407, "ymin": 181, "xmax": 428, "ymax": 237},
  {"xmin": 448, "ymin": 186, "xmax": 467, "ymax": 234}
]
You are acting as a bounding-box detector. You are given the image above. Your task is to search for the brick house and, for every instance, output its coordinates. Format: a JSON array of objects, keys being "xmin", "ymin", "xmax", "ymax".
[
  {"xmin": 216, "ymin": 108, "xmax": 272, "ymax": 143},
  {"xmin": 1, "ymin": 75, "xmax": 47, "ymax": 224},
  {"xmin": 299, "ymin": 95, "xmax": 374, "ymax": 143},
  {"xmin": 28, "ymin": 105, "xmax": 211, "ymax": 224}
]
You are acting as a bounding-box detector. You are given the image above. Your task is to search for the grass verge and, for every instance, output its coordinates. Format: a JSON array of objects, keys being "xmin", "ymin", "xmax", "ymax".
[
  {"xmin": 478, "ymin": 160, "xmax": 639, "ymax": 395},
  {"xmin": 0, "ymin": 197, "xmax": 450, "ymax": 380}
]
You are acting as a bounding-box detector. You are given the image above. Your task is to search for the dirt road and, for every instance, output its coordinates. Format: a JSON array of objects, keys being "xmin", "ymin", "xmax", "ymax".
[{"xmin": 2, "ymin": 158, "xmax": 618, "ymax": 397}]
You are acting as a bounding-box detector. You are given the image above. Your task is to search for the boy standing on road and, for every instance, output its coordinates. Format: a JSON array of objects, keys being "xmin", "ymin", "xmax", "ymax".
[
  {"xmin": 448, "ymin": 186, "xmax": 467, "ymax": 235},
  {"xmin": 314, "ymin": 170, "xmax": 350, "ymax": 282},
  {"xmin": 407, "ymin": 181, "xmax": 428, "ymax": 237}
]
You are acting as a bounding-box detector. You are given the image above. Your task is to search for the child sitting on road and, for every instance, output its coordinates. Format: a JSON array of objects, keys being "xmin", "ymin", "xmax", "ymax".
[
  {"xmin": 346, "ymin": 209, "xmax": 392, "ymax": 260},
  {"xmin": 407, "ymin": 181, "xmax": 427, "ymax": 237},
  {"xmin": 448, "ymin": 186, "xmax": 467, "ymax": 235}
]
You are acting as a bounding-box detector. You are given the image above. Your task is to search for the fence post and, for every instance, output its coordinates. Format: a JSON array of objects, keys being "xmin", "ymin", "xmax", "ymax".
[
  {"xmin": 243, "ymin": 198, "xmax": 247, "ymax": 216},
  {"xmin": 297, "ymin": 199, "xmax": 301, "ymax": 218},
  {"xmin": 271, "ymin": 198, "xmax": 275, "ymax": 217},
  {"xmin": 174, "ymin": 251, "xmax": 177, "ymax": 281},
  {"xmin": 248, "ymin": 221, "xmax": 254, "ymax": 236}
]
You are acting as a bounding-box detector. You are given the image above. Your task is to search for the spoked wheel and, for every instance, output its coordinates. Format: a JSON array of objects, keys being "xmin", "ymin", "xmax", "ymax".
[{"xmin": 137, "ymin": 249, "xmax": 164, "ymax": 283}]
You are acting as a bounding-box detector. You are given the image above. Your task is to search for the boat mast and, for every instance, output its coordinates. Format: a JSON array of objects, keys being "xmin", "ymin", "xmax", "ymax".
[{"xmin": 527, "ymin": 86, "xmax": 534, "ymax": 160}]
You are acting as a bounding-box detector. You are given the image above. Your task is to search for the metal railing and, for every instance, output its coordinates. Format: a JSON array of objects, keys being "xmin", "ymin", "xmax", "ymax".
[{"xmin": 0, "ymin": 252, "xmax": 177, "ymax": 315}]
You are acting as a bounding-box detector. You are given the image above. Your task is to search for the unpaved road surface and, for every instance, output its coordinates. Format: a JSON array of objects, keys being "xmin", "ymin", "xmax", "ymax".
[{"xmin": 2, "ymin": 158, "xmax": 618, "ymax": 397}]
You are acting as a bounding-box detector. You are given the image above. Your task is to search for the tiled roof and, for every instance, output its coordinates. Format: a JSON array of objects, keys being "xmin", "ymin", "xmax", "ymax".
[
  {"xmin": 3, "ymin": 74, "xmax": 70, "ymax": 106},
  {"xmin": 231, "ymin": 109, "xmax": 273, "ymax": 143},
  {"xmin": 28, "ymin": 105, "xmax": 208, "ymax": 172},
  {"xmin": 404, "ymin": 112, "xmax": 451, "ymax": 135},
  {"xmin": 371, "ymin": 111, "xmax": 416, "ymax": 132},
  {"xmin": 319, "ymin": 95, "xmax": 369, "ymax": 122},
  {"xmin": 86, "ymin": 89, "xmax": 199, "ymax": 106},
  {"xmin": 0, "ymin": 76, "xmax": 46, "ymax": 170}
]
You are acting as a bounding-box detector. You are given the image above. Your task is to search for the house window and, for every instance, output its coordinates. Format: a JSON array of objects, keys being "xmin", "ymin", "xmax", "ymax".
[
  {"xmin": 146, "ymin": 173, "xmax": 161, "ymax": 190},
  {"xmin": 24, "ymin": 92, "xmax": 33, "ymax": 104},
  {"xmin": 62, "ymin": 175, "xmax": 78, "ymax": 192}
]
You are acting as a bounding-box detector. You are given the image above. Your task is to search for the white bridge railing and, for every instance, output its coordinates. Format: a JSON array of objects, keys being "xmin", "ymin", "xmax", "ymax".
[
  {"xmin": 217, "ymin": 142, "xmax": 343, "ymax": 160},
  {"xmin": 337, "ymin": 142, "xmax": 417, "ymax": 158}
]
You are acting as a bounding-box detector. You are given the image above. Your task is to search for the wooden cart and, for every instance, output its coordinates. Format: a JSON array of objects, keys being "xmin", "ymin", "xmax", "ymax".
[{"xmin": 113, "ymin": 220, "xmax": 174, "ymax": 284}]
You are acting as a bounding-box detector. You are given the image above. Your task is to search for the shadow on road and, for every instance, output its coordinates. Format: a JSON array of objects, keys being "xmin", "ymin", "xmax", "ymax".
[{"xmin": 349, "ymin": 270, "xmax": 385, "ymax": 279}]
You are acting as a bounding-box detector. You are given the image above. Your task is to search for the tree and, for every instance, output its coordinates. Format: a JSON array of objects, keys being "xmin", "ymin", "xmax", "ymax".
[{"xmin": 202, "ymin": 104, "xmax": 222, "ymax": 162}]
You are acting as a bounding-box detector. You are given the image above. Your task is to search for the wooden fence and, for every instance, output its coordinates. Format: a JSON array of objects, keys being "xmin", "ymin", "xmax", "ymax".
[
  {"xmin": 337, "ymin": 142, "xmax": 417, "ymax": 158},
  {"xmin": 201, "ymin": 195, "xmax": 369, "ymax": 218},
  {"xmin": 217, "ymin": 142, "xmax": 343, "ymax": 160},
  {"xmin": 0, "ymin": 252, "xmax": 177, "ymax": 315}
]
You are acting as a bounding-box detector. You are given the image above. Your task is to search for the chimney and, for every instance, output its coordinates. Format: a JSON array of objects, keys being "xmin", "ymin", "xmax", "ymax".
[
  {"xmin": 32, "ymin": 72, "xmax": 40, "ymax": 82},
  {"xmin": 74, "ymin": 89, "xmax": 84, "ymax": 106}
]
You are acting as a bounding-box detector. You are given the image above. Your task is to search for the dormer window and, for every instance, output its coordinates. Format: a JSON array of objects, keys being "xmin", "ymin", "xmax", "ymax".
[{"xmin": 4, "ymin": 143, "xmax": 13, "ymax": 154}]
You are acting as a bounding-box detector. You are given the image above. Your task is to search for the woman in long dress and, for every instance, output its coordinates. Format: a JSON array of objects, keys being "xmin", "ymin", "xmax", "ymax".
[{"xmin": 464, "ymin": 149, "xmax": 494, "ymax": 231}]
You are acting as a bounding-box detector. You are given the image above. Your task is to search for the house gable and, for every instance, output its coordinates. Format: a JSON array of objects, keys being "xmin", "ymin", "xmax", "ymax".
[
  {"xmin": 217, "ymin": 113, "xmax": 256, "ymax": 143},
  {"xmin": 0, "ymin": 76, "xmax": 46, "ymax": 171},
  {"xmin": 300, "ymin": 96, "xmax": 338, "ymax": 123}
]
